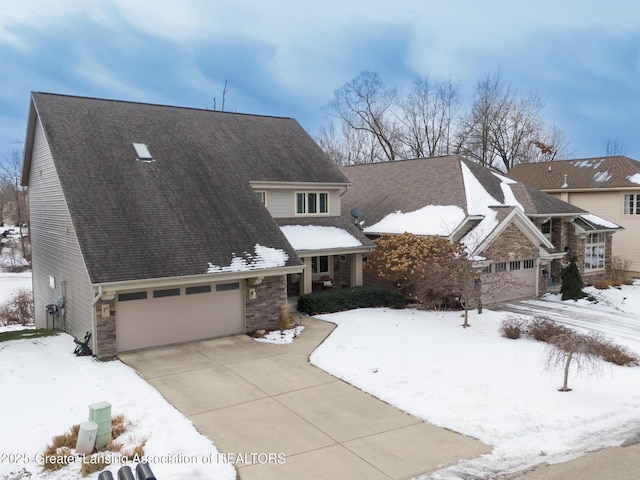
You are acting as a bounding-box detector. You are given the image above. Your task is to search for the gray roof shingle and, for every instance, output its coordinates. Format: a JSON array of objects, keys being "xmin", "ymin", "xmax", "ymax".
[{"xmin": 27, "ymin": 93, "xmax": 347, "ymax": 283}]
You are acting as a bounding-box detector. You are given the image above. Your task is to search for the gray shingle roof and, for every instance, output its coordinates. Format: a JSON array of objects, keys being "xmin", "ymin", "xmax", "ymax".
[
  {"xmin": 340, "ymin": 155, "xmax": 585, "ymax": 229},
  {"xmin": 508, "ymin": 156, "xmax": 640, "ymax": 190},
  {"xmin": 27, "ymin": 93, "xmax": 347, "ymax": 283}
]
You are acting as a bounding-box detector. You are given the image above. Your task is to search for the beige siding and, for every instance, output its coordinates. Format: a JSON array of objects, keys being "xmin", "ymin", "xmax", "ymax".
[
  {"xmin": 269, "ymin": 190, "xmax": 292, "ymax": 217},
  {"xmin": 28, "ymin": 118, "xmax": 94, "ymax": 343},
  {"xmin": 552, "ymin": 190, "xmax": 640, "ymax": 273},
  {"xmin": 267, "ymin": 188, "xmax": 342, "ymax": 218}
]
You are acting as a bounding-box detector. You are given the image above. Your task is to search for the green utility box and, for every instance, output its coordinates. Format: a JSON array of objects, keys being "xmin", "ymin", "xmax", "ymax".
[{"xmin": 89, "ymin": 401, "xmax": 112, "ymax": 448}]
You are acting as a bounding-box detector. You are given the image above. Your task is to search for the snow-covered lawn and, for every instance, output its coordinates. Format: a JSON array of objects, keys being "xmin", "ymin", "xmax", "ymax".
[
  {"xmin": 311, "ymin": 282, "xmax": 640, "ymax": 479},
  {"xmin": 0, "ymin": 274, "xmax": 235, "ymax": 480}
]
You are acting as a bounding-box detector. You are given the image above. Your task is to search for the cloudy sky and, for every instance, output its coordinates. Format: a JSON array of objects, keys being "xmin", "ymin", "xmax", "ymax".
[{"xmin": 1, "ymin": 1, "xmax": 639, "ymax": 160}]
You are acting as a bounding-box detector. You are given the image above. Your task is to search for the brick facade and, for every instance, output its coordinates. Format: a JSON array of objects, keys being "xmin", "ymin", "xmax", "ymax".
[{"xmin": 244, "ymin": 275, "xmax": 287, "ymax": 332}]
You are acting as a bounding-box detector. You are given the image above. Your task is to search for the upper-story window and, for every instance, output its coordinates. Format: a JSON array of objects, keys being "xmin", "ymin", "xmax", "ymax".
[
  {"xmin": 256, "ymin": 191, "xmax": 266, "ymax": 206},
  {"xmin": 296, "ymin": 192, "xmax": 328, "ymax": 215},
  {"xmin": 624, "ymin": 193, "xmax": 640, "ymax": 215},
  {"xmin": 584, "ymin": 232, "xmax": 606, "ymax": 270},
  {"xmin": 540, "ymin": 220, "xmax": 552, "ymax": 241}
]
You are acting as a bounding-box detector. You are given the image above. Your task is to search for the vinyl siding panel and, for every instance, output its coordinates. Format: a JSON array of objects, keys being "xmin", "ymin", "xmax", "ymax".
[
  {"xmin": 269, "ymin": 190, "xmax": 292, "ymax": 217},
  {"xmin": 28, "ymin": 118, "xmax": 94, "ymax": 344},
  {"xmin": 268, "ymin": 189, "xmax": 341, "ymax": 218}
]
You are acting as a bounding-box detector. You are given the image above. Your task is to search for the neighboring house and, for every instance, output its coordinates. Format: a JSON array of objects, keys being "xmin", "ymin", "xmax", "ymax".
[
  {"xmin": 341, "ymin": 155, "xmax": 621, "ymax": 304},
  {"xmin": 509, "ymin": 156, "xmax": 640, "ymax": 275},
  {"xmin": 21, "ymin": 92, "xmax": 372, "ymax": 357}
]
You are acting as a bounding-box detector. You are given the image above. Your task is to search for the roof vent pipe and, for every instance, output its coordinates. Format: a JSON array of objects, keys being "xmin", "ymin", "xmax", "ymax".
[{"xmin": 562, "ymin": 174, "xmax": 568, "ymax": 188}]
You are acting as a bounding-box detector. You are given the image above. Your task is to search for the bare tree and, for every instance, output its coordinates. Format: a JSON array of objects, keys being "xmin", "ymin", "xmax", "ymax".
[
  {"xmin": 396, "ymin": 76, "xmax": 462, "ymax": 158},
  {"xmin": 459, "ymin": 71, "xmax": 561, "ymax": 172},
  {"xmin": 545, "ymin": 331, "xmax": 602, "ymax": 392},
  {"xmin": 605, "ymin": 139, "xmax": 625, "ymax": 156},
  {"xmin": 315, "ymin": 120, "xmax": 383, "ymax": 166},
  {"xmin": 0, "ymin": 150, "xmax": 30, "ymax": 262},
  {"xmin": 327, "ymin": 71, "xmax": 399, "ymax": 163}
]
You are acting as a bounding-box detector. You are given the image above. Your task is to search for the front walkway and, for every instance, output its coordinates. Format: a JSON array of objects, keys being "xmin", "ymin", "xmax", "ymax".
[{"xmin": 120, "ymin": 317, "xmax": 490, "ymax": 479}]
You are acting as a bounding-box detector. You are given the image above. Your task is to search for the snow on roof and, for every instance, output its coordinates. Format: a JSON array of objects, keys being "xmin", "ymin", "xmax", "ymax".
[
  {"xmin": 491, "ymin": 171, "xmax": 517, "ymax": 185},
  {"xmin": 461, "ymin": 162, "xmax": 500, "ymax": 215},
  {"xmin": 572, "ymin": 159, "xmax": 605, "ymax": 169},
  {"xmin": 628, "ymin": 173, "xmax": 640, "ymax": 185},
  {"xmin": 363, "ymin": 205, "xmax": 466, "ymax": 236},
  {"xmin": 460, "ymin": 210, "xmax": 498, "ymax": 253},
  {"xmin": 280, "ymin": 225, "xmax": 363, "ymax": 250},
  {"xmin": 593, "ymin": 171, "xmax": 612, "ymax": 183},
  {"xmin": 580, "ymin": 214, "xmax": 620, "ymax": 230},
  {"xmin": 207, "ymin": 244, "xmax": 289, "ymax": 273}
]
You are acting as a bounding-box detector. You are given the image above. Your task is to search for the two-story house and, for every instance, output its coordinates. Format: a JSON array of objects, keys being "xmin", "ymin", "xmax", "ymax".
[
  {"xmin": 21, "ymin": 93, "xmax": 372, "ymax": 357},
  {"xmin": 509, "ymin": 156, "xmax": 640, "ymax": 275}
]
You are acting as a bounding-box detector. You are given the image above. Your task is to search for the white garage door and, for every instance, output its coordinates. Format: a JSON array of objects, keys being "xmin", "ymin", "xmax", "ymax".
[
  {"xmin": 116, "ymin": 282, "xmax": 244, "ymax": 352},
  {"xmin": 481, "ymin": 260, "xmax": 537, "ymax": 304}
]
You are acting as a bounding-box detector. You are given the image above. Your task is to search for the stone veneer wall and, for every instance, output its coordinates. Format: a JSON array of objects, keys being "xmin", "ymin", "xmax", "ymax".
[
  {"xmin": 482, "ymin": 223, "xmax": 539, "ymax": 262},
  {"xmin": 245, "ymin": 275, "xmax": 287, "ymax": 332},
  {"xmin": 95, "ymin": 298, "xmax": 116, "ymax": 358}
]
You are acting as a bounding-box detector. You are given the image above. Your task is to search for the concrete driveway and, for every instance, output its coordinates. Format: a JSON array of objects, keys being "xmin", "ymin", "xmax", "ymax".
[{"xmin": 120, "ymin": 316, "xmax": 490, "ymax": 480}]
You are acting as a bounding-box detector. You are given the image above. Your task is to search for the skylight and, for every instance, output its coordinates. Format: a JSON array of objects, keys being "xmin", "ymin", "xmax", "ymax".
[{"xmin": 132, "ymin": 142, "xmax": 153, "ymax": 161}]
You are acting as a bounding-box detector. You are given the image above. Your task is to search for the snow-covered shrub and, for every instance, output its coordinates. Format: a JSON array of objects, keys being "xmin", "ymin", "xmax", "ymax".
[
  {"xmin": 0, "ymin": 288, "xmax": 34, "ymax": 325},
  {"xmin": 499, "ymin": 316, "xmax": 524, "ymax": 339},
  {"xmin": 526, "ymin": 316, "xmax": 573, "ymax": 343}
]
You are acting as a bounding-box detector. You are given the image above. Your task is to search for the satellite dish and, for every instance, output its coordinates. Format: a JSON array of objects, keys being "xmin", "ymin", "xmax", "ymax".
[{"xmin": 350, "ymin": 208, "xmax": 363, "ymax": 219}]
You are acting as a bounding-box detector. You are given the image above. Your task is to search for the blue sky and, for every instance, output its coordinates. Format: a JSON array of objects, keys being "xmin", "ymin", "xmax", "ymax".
[{"xmin": 2, "ymin": 0, "xmax": 639, "ymax": 160}]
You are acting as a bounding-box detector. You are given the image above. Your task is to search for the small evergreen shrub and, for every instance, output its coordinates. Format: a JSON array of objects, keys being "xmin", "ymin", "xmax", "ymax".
[
  {"xmin": 560, "ymin": 256, "xmax": 587, "ymax": 300},
  {"xmin": 297, "ymin": 286, "xmax": 405, "ymax": 315},
  {"xmin": 499, "ymin": 316, "xmax": 524, "ymax": 339}
]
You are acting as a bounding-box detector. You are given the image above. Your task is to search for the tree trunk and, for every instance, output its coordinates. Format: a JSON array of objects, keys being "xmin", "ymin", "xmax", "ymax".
[{"xmin": 560, "ymin": 351, "xmax": 573, "ymax": 392}]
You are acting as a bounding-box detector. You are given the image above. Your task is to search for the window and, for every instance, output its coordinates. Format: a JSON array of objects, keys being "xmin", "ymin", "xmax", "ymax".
[
  {"xmin": 153, "ymin": 288, "xmax": 180, "ymax": 298},
  {"xmin": 494, "ymin": 262, "xmax": 507, "ymax": 273},
  {"xmin": 523, "ymin": 259, "xmax": 535, "ymax": 269},
  {"xmin": 541, "ymin": 220, "xmax": 552, "ymax": 241},
  {"xmin": 585, "ymin": 232, "xmax": 606, "ymax": 270},
  {"xmin": 256, "ymin": 191, "xmax": 266, "ymax": 206},
  {"xmin": 186, "ymin": 285, "xmax": 211, "ymax": 295},
  {"xmin": 311, "ymin": 256, "xmax": 329, "ymax": 274},
  {"xmin": 118, "ymin": 291, "xmax": 147, "ymax": 301},
  {"xmin": 216, "ymin": 282, "xmax": 240, "ymax": 291},
  {"xmin": 624, "ymin": 193, "xmax": 640, "ymax": 215},
  {"xmin": 509, "ymin": 260, "xmax": 521, "ymax": 271},
  {"xmin": 296, "ymin": 192, "xmax": 329, "ymax": 215}
]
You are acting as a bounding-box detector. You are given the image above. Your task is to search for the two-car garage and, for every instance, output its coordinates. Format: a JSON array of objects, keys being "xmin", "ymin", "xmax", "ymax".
[{"xmin": 115, "ymin": 281, "xmax": 244, "ymax": 352}]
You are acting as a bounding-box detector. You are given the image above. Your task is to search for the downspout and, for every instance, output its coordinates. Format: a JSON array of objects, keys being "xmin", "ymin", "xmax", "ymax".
[{"xmin": 92, "ymin": 285, "xmax": 103, "ymax": 305}]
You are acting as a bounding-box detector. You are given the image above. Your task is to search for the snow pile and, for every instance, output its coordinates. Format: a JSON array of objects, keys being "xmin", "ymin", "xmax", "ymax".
[
  {"xmin": 207, "ymin": 244, "xmax": 288, "ymax": 273},
  {"xmin": 0, "ymin": 333, "xmax": 235, "ymax": 480},
  {"xmin": 280, "ymin": 225, "xmax": 362, "ymax": 250},
  {"xmin": 364, "ymin": 205, "xmax": 465, "ymax": 236},
  {"xmin": 311, "ymin": 288, "xmax": 640, "ymax": 478},
  {"xmin": 572, "ymin": 159, "xmax": 604, "ymax": 169},
  {"xmin": 253, "ymin": 325, "xmax": 305, "ymax": 344}
]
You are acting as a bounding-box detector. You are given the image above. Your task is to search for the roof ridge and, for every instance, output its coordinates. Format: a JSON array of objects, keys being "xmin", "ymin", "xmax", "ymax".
[{"xmin": 32, "ymin": 91, "xmax": 294, "ymax": 120}]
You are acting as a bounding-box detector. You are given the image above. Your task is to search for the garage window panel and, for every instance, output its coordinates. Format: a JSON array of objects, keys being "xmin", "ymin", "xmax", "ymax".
[
  {"xmin": 118, "ymin": 291, "xmax": 148, "ymax": 301},
  {"xmin": 153, "ymin": 288, "xmax": 181, "ymax": 298},
  {"xmin": 216, "ymin": 282, "xmax": 240, "ymax": 292},
  {"xmin": 523, "ymin": 259, "xmax": 535, "ymax": 269},
  {"xmin": 494, "ymin": 262, "xmax": 507, "ymax": 273},
  {"xmin": 509, "ymin": 260, "xmax": 521, "ymax": 271},
  {"xmin": 186, "ymin": 285, "xmax": 212, "ymax": 295}
]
